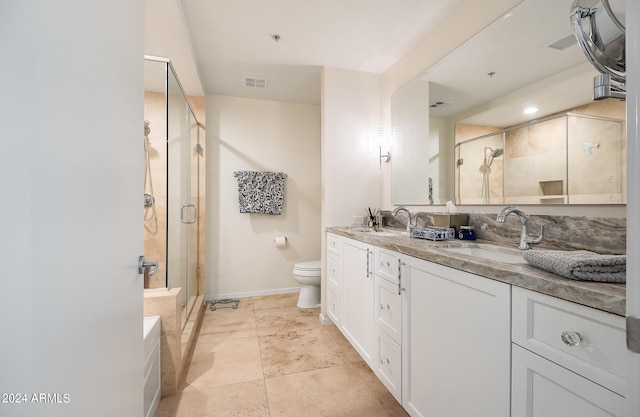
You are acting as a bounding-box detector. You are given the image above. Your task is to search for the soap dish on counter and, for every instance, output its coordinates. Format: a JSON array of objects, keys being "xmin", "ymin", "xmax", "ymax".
[{"xmin": 409, "ymin": 226, "xmax": 455, "ymax": 241}]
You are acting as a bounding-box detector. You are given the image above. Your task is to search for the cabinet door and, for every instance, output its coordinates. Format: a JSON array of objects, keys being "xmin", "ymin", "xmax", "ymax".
[
  {"xmin": 403, "ymin": 256, "xmax": 511, "ymax": 417},
  {"xmin": 342, "ymin": 239, "xmax": 376, "ymax": 367},
  {"xmin": 512, "ymin": 344, "xmax": 626, "ymax": 417}
]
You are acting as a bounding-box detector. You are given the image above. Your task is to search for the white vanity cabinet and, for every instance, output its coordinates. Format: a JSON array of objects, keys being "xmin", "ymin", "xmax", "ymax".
[
  {"xmin": 374, "ymin": 248, "xmax": 404, "ymax": 401},
  {"xmin": 401, "ymin": 255, "xmax": 511, "ymax": 417},
  {"xmin": 511, "ymin": 287, "xmax": 627, "ymax": 417},
  {"xmin": 341, "ymin": 237, "xmax": 376, "ymax": 367}
]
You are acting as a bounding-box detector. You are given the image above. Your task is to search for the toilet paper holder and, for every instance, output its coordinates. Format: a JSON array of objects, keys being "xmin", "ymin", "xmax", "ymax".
[{"xmin": 273, "ymin": 236, "xmax": 287, "ymax": 247}]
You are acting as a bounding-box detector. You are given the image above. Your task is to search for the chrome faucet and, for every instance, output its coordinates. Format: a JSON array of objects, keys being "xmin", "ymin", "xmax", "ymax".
[
  {"xmin": 392, "ymin": 206, "xmax": 413, "ymax": 231},
  {"xmin": 496, "ymin": 206, "xmax": 544, "ymax": 250}
]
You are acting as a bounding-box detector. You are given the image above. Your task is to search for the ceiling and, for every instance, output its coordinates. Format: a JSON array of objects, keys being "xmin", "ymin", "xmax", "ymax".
[
  {"xmin": 146, "ymin": 0, "xmax": 465, "ymax": 104},
  {"xmin": 145, "ymin": 0, "xmax": 618, "ymax": 127}
]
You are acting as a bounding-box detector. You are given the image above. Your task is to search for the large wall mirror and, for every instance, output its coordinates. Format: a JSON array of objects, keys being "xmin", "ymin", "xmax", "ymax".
[{"xmin": 390, "ymin": 0, "xmax": 626, "ymax": 205}]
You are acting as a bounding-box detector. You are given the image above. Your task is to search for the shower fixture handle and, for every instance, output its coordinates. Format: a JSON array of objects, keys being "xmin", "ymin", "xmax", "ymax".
[{"xmin": 138, "ymin": 256, "xmax": 159, "ymax": 276}]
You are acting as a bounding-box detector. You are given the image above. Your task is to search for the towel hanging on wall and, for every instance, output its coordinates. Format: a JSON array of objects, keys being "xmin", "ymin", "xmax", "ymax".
[{"xmin": 233, "ymin": 171, "xmax": 287, "ymax": 215}]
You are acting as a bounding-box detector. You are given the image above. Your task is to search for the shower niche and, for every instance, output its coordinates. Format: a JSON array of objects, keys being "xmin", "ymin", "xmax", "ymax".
[
  {"xmin": 143, "ymin": 56, "xmax": 205, "ymax": 330},
  {"xmin": 455, "ymin": 109, "xmax": 625, "ymax": 205}
]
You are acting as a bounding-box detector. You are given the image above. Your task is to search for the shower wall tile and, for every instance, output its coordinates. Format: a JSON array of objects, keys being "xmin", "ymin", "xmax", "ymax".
[
  {"xmin": 568, "ymin": 115, "xmax": 625, "ymax": 200},
  {"xmin": 456, "ymin": 99, "xmax": 626, "ymax": 205},
  {"xmin": 144, "ymin": 92, "xmax": 169, "ymax": 289}
]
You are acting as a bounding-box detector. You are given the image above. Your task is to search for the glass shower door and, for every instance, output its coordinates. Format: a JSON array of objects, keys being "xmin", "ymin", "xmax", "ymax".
[{"xmin": 167, "ymin": 66, "xmax": 199, "ymax": 329}]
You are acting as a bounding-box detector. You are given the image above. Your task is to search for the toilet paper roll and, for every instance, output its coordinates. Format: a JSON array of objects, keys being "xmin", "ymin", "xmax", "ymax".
[{"xmin": 273, "ymin": 236, "xmax": 287, "ymax": 247}]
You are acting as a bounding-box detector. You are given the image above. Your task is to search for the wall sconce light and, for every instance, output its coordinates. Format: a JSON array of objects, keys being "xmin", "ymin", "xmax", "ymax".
[{"xmin": 377, "ymin": 126, "xmax": 393, "ymax": 170}]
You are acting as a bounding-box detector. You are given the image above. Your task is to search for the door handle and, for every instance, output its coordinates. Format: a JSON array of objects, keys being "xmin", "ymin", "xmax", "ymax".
[
  {"xmin": 138, "ymin": 256, "xmax": 159, "ymax": 276},
  {"xmin": 180, "ymin": 203, "xmax": 197, "ymax": 224}
]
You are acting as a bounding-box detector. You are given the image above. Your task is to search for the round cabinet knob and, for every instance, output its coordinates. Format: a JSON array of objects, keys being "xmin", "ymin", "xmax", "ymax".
[{"xmin": 561, "ymin": 330, "xmax": 584, "ymax": 347}]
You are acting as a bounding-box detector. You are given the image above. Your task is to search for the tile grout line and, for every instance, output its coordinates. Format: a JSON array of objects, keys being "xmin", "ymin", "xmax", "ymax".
[{"xmin": 252, "ymin": 303, "xmax": 274, "ymax": 417}]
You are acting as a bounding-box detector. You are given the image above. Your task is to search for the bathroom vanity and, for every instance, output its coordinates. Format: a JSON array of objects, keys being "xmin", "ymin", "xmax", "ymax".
[{"xmin": 326, "ymin": 228, "xmax": 627, "ymax": 417}]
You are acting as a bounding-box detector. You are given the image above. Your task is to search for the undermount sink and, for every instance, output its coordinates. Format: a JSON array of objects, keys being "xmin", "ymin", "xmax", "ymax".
[
  {"xmin": 350, "ymin": 227, "xmax": 403, "ymax": 237},
  {"xmin": 443, "ymin": 243, "xmax": 526, "ymax": 264}
]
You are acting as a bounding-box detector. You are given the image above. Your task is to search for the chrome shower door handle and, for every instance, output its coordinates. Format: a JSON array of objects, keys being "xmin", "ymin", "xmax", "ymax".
[
  {"xmin": 180, "ymin": 203, "xmax": 198, "ymax": 224},
  {"xmin": 138, "ymin": 256, "xmax": 159, "ymax": 276}
]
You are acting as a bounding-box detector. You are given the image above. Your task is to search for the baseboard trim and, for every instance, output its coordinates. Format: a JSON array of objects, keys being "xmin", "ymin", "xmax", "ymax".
[
  {"xmin": 206, "ymin": 287, "xmax": 300, "ymax": 302},
  {"xmin": 318, "ymin": 312, "xmax": 334, "ymax": 326}
]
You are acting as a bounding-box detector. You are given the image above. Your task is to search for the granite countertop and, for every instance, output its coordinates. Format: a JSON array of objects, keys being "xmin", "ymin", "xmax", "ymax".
[{"xmin": 327, "ymin": 226, "xmax": 626, "ymax": 316}]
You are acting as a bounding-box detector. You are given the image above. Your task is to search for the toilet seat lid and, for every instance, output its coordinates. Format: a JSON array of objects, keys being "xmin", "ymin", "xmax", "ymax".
[{"xmin": 293, "ymin": 260, "xmax": 321, "ymax": 273}]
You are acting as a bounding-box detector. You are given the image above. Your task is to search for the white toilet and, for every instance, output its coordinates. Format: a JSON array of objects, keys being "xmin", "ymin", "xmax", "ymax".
[{"xmin": 293, "ymin": 260, "xmax": 321, "ymax": 308}]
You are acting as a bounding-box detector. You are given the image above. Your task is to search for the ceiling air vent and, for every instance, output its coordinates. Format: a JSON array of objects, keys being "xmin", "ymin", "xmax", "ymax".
[
  {"xmin": 244, "ymin": 77, "xmax": 268, "ymax": 88},
  {"xmin": 430, "ymin": 101, "xmax": 451, "ymax": 109},
  {"xmin": 547, "ymin": 33, "xmax": 578, "ymax": 51}
]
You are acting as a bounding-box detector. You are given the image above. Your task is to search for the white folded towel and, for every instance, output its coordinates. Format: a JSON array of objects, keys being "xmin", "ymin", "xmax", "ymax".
[{"xmin": 523, "ymin": 250, "xmax": 626, "ymax": 283}]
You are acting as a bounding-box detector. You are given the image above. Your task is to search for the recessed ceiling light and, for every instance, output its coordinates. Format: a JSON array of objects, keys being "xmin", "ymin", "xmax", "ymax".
[{"xmin": 523, "ymin": 106, "xmax": 539, "ymax": 114}]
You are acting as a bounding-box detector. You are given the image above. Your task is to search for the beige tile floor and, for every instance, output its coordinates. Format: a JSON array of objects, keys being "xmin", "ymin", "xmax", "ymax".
[{"xmin": 154, "ymin": 293, "xmax": 409, "ymax": 417}]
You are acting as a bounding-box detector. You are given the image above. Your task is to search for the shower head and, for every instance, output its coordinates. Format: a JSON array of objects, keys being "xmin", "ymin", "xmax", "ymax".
[
  {"xmin": 485, "ymin": 146, "xmax": 504, "ymax": 158},
  {"xmin": 484, "ymin": 146, "xmax": 504, "ymax": 167}
]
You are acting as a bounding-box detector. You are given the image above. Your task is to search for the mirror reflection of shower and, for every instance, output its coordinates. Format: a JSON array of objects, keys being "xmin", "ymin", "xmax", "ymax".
[
  {"xmin": 481, "ymin": 146, "xmax": 504, "ymax": 204},
  {"xmin": 143, "ymin": 120, "xmax": 156, "ymax": 221},
  {"xmin": 582, "ymin": 141, "xmax": 600, "ymax": 155}
]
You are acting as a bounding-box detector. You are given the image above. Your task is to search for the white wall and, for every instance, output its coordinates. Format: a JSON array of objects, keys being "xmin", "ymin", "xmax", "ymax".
[{"xmin": 206, "ymin": 95, "xmax": 321, "ymax": 298}]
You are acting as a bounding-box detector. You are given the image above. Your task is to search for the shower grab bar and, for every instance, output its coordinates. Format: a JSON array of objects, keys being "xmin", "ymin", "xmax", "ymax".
[{"xmin": 180, "ymin": 203, "xmax": 198, "ymax": 224}]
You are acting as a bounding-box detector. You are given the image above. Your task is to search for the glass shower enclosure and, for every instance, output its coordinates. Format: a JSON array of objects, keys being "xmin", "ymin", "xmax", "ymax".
[
  {"xmin": 143, "ymin": 56, "xmax": 204, "ymax": 329},
  {"xmin": 454, "ymin": 112, "xmax": 625, "ymax": 205}
]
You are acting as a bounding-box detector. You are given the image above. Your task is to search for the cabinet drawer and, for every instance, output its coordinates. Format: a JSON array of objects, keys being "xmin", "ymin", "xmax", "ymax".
[
  {"xmin": 375, "ymin": 248, "xmax": 399, "ymax": 283},
  {"xmin": 375, "ymin": 276, "xmax": 401, "ymax": 343},
  {"xmin": 512, "ymin": 344, "xmax": 625, "ymax": 417},
  {"xmin": 327, "ymin": 233, "xmax": 342, "ymax": 255},
  {"xmin": 327, "ymin": 285, "xmax": 341, "ymax": 326},
  {"xmin": 327, "ymin": 253, "xmax": 342, "ymax": 287},
  {"xmin": 512, "ymin": 287, "xmax": 627, "ymax": 395},
  {"xmin": 376, "ymin": 329, "xmax": 401, "ymax": 402}
]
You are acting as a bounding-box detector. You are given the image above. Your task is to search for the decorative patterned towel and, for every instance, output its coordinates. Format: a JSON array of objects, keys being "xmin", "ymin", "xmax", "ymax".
[
  {"xmin": 233, "ymin": 171, "xmax": 287, "ymax": 215},
  {"xmin": 523, "ymin": 250, "xmax": 626, "ymax": 283}
]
